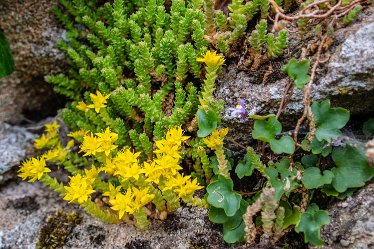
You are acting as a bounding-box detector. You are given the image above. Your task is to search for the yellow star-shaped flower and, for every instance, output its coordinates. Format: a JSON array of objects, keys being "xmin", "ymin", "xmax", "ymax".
[
  {"xmin": 196, "ymin": 50, "xmax": 225, "ymax": 67},
  {"xmin": 87, "ymin": 91, "xmax": 111, "ymax": 113}
]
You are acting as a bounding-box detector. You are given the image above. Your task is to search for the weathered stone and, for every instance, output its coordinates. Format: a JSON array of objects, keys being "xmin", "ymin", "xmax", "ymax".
[
  {"xmin": 217, "ymin": 7, "xmax": 374, "ymax": 149},
  {"xmin": 0, "ymin": 0, "xmax": 66, "ymax": 124},
  {"xmin": 310, "ymin": 182, "xmax": 374, "ymax": 249},
  {"xmin": 0, "ymin": 123, "xmax": 35, "ymax": 184},
  {"xmin": 0, "ymin": 182, "xmax": 229, "ymax": 249}
]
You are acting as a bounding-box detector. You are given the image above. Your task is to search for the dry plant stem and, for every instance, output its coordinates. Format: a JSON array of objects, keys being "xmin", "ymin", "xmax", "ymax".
[
  {"xmin": 228, "ymin": 138, "xmax": 247, "ymax": 150},
  {"xmin": 293, "ymin": 35, "xmax": 327, "ymax": 145},
  {"xmin": 269, "ymin": 0, "xmax": 342, "ymax": 21},
  {"xmin": 276, "ymin": 80, "xmax": 294, "ymax": 119}
]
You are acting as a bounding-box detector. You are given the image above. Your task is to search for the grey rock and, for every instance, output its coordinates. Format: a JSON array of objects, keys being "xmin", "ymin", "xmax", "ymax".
[
  {"xmin": 310, "ymin": 182, "xmax": 374, "ymax": 249},
  {"xmin": 0, "ymin": 123, "xmax": 35, "ymax": 184},
  {"xmin": 0, "ymin": 0, "xmax": 66, "ymax": 124},
  {"xmin": 216, "ymin": 7, "xmax": 374, "ymax": 149},
  {"xmin": 0, "ymin": 182, "xmax": 229, "ymax": 249}
]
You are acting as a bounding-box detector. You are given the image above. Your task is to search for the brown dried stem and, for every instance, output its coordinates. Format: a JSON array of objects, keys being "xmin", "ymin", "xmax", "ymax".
[{"xmin": 293, "ymin": 35, "xmax": 327, "ymax": 146}]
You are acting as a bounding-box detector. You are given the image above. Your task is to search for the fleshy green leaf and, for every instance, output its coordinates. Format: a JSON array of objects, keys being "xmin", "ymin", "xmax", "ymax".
[
  {"xmin": 331, "ymin": 146, "xmax": 374, "ymax": 192},
  {"xmin": 302, "ymin": 167, "xmax": 334, "ymax": 189},
  {"xmin": 295, "ymin": 204, "xmax": 330, "ymax": 246},
  {"xmin": 252, "ymin": 116, "xmax": 282, "ymax": 142},
  {"xmin": 208, "ymin": 206, "xmax": 230, "ymax": 224},
  {"xmin": 0, "ymin": 30, "xmax": 14, "ymax": 79},
  {"xmin": 206, "ymin": 176, "xmax": 242, "ymax": 216},
  {"xmin": 301, "ymin": 154, "xmax": 318, "ymax": 168},
  {"xmin": 363, "ymin": 118, "xmax": 374, "ymax": 137},
  {"xmin": 311, "ymin": 100, "xmax": 350, "ymax": 143},
  {"xmin": 282, "ymin": 58, "xmax": 310, "ymax": 89},
  {"xmin": 197, "ymin": 109, "xmax": 220, "ymax": 137},
  {"xmin": 269, "ymin": 135, "xmax": 295, "ymax": 154},
  {"xmin": 280, "ymin": 201, "xmax": 302, "ymax": 229},
  {"xmin": 222, "ymin": 199, "xmax": 249, "ymax": 243},
  {"xmin": 235, "ymin": 153, "xmax": 254, "ymax": 179}
]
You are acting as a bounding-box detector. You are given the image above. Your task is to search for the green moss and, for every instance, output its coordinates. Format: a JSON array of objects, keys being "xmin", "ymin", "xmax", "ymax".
[{"xmin": 37, "ymin": 211, "xmax": 82, "ymax": 249}]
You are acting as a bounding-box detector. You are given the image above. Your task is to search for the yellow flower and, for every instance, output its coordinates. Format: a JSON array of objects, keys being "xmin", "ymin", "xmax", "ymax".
[
  {"xmin": 175, "ymin": 177, "xmax": 203, "ymax": 198},
  {"xmin": 18, "ymin": 157, "xmax": 51, "ymax": 182},
  {"xmin": 84, "ymin": 166, "xmax": 99, "ymax": 184},
  {"xmin": 45, "ymin": 121, "xmax": 60, "ymax": 135},
  {"xmin": 66, "ymin": 139, "xmax": 75, "ymax": 148},
  {"xmin": 96, "ymin": 127, "xmax": 118, "ymax": 143},
  {"xmin": 63, "ymin": 174, "xmax": 96, "ymax": 204},
  {"xmin": 87, "ymin": 91, "xmax": 110, "ymax": 113},
  {"xmin": 132, "ymin": 187, "xmax": 154, "ymax": 212},
  {"xmin": 42, "ymin": 145, "xmax": 69, "ymax": 162},
  {"xmin": 109, "ymin": 191, "xmax": 133, "ymax": 219},
  {"xmin": 154, "ymin": 140, "xmax": 181, "ymax": 159},
  {"xmin": 165, "ymin": 126, "xmax": 189, "ymax": 146},
  {"xmin": 203, "ymin": 128, "xmax": 229, "ymax": 149},
  {"xmin": 80, "ymin": 133, "xmax": 100, "ymax": 156},
  {"xmin": 103, "ymin": 183, "xmax": 122, "ymax": 200},
  {"xmin": 196, "ymin": 50, "xmax": 225, "ymax": 67},
  {"xmin": 68, "ymin": 129, "xmax": 88, "ymax": 140},
  {"xmin": 115, "ymin": 163, "xmax": 142, "ymax": 182},
  {"xmin": 95, "ymin": 128, "xmax": 118, "ymax": 156},
  {"xmin": 34, "ymin": 134, "xmax": 50, "ymax": 149},
  {"xmin": 76, "ymin": 101, "xmax": 89, "ymax": 112}
]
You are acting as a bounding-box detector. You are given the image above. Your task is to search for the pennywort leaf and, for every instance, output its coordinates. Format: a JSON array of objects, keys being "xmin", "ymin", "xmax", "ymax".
[
  {"xmin": 282, "ymin": 58, "xmax": 310, "ymax": 89},
  {"xmin": 197, "ymin": 109, "xmax": 220, "ymax": 137},
  {"xmin": 295, "ymin": 204, "xmax": 330, "ymax": 246},
  {"xmin": 206, "ymin": 176, "xmax": 242, "ymax": 216}
]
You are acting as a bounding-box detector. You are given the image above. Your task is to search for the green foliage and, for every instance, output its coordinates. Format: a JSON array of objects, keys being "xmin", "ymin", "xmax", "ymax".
[
  {"xmin": 331, "ymin": 145, "xmax": 374, "ymax": 192},
  {"xmin": 301, "ymin": 167, "xmax": 334, "ymax": 189},
  {"xmin": 282, "ymin": 58, "xmax": 310, "ymax": 89},
  {"xmin": 363, "ymin": 118, "xmax": 374, "ymax": 137},
  {"xmin": 295, "ymin": 204, "xmax": 330, "ymax": 246},
  {"xmin": 252, "ymin": 116, "xmax": 295, "ymax": 154},
  {"xmin": 206, "ymin": 176, "xmax": 242, "ymax": 216},
  {"xmin": 209, "ymin": 199, "xmax": 249, "ymax": 243},
  {"xmin": 197, "ymin": 109, "xmax": 219, "ymax": 137},
  {"xmin": 248, "ymin": 20, "xmax": 288, "ymax": 58},
  {"xmin": 0, "ymin": 31, "xmax": 14, "ymax": 79},
  {"xmin": 235, "ymin": 151, "xmax": 255, "ymax": 179},
  {"xmin": 342, "ymin": 5, "xmax": 362, "ymax": 25},
  {"xmin": 311, "ymin": 100, "xmax": 350, "ymax": 143}
]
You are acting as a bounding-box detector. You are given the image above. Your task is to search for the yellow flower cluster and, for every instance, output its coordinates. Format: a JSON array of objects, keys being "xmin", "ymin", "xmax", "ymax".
[
  {"xmin": 99, "ymin": 126, "xmax": 203, "ymax": 219},
  {"xmin": 203, "ymin": 128, "xmax": 229, "ymax": 150},
  {"xmin": 109, "ymin": 187, "xmax": 155, "ymax": 218},
  {"xmin": 18, "ymin": 157, "xmax": 51, "ymax": 182},
  {"xmin": 196, "ymin": 50, "xmax": 225, "ymax": 67},
  {"xmin": 76, "ymin": 91, "xmax": 110, "ymax": 113},
  {"xmin": 63, "ymin": 173, "xmax": 96, "ymax": 204},
  {"xmin": 80, "ymin": 127, "xmax": 118, "ymax": 156},
  {"xmin": 162, "ymin": 174, "xmax": 203, "ymax": 198},
  {"xmin": 34, "ymin": 121, "xmax": 60, "ymax": 149}
]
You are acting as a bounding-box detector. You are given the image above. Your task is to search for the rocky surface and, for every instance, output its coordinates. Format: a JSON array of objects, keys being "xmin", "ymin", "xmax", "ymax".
[
  {"xmin": 311, "ymin": 182, "xmax": 374, "ymax": 249},
  {"xmin": 0, "ymin": 181, "xmax": 228, "ymax": 249},
  {"xmin": 0, "ymin": 0, "xmax": 66, "ymax": 124},
  {"xmin": 217, "ymin": 7, "xmax": 374, "ymax": 148},
  {"xmin": 0, "ymin": 123, "xmax": 35, "ymax": 185}
]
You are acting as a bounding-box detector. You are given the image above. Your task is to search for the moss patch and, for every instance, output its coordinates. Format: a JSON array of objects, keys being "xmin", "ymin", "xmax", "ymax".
[{"xmin": 37, "ymin": 211, "xmax": 82, "ymax": 249}]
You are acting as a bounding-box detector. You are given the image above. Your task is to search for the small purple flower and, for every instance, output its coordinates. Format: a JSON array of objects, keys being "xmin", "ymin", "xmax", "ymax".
[{"xmin": 227, "ymin": 99, "xmax": 247, "ymax": 121}]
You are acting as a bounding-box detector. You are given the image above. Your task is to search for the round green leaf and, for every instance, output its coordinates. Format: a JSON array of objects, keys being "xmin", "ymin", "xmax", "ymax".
[
  {"xmin": 295, "ymin": 204, "xmax": 330, "ymax": 246},
  {"xmin": 331, "ymin": 146, "xmax": 374, "ymax": 192},
  {"xmin": 269, "ymin": 136, "xmax": 295, "ymax": 154},
  {"xmin": 363, "ymin": 118, "xmax": 374, "ymax": 137},
  {"xmin": 208, "ymin": 206, "xmax": 229, "ymax": 224},
  {"xmin": 235, "ymin": 154, "xmax": 254, "ymax": 179},
  {"xmin": 311, "ymin": 100, "xmax": 350, "ymax": 142},
  {"xmin": 301, "ymin": 167, "xmax": 334, "ymax": 189},
  {"xmin": 206, "ymin": 176, "xmax": 242, "ymax": 216},
  {"xmin": 197, "ymin": 109, "xmax": 219, "ymax": 137},
  {"xmin": 282, "ymin": 58, "xmax": 310, "ymax": 89},
  {"xmin": 252, "ymin": 116, "xmax": 282, "ymax": 142}
]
